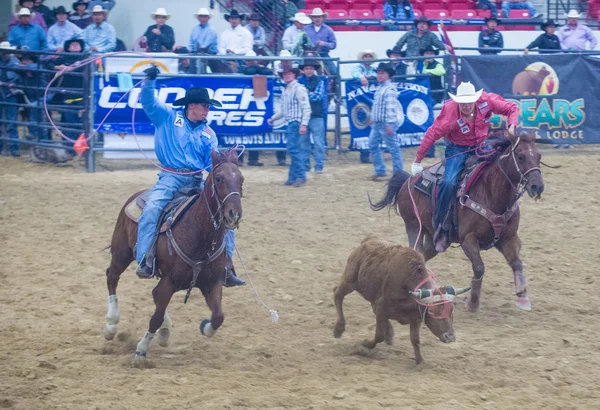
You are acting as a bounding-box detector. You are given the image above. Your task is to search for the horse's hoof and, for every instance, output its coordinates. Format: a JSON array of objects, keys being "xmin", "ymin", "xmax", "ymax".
[
  {"xmin": 333, "ymin": 323, "xmax": 345, "ymax": 338},
  {"xmin": 200, "ymin": 320, "xmax": 216, "ymax": 337},
  {"xmin": 104, "ymin": 324, "xmax": 118, "ymax": 340},
  {"xmin": 384, "ymin": 334, "xmax": 394, "ymax": 346},
  {"xmin": 361, "ymin": 340, "xmax": 376, "ymax": 349},
  {"xmin": 516, "ymin": 296, "xmax": 532, "ymax": 311},
  {"xmin": 467, "ymin": 297, "xmax": 480, "ymax": 313},
  {"xmin": 132, "ymin": 352, "xmax": 153, "ymax": 369},
  {"xmin": 157, "ymin": 328, "xmax": 171, "ymax": 347}
]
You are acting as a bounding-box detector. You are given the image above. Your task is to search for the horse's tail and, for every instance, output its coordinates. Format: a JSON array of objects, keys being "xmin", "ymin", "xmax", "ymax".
[{"xmin": 368, "ymin": 170, "xmax": 411, "ymax": 212}]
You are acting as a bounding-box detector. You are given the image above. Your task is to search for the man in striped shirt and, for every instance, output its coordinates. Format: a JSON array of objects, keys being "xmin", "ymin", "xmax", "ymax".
[
  {"xmin": 298, "ymin": 60, "xmax": 326, "ymax": 174},
  {"xmin": 369, "ymin": 62, "xmax": 404, "ymax": 181},
  {"xmin": 268, "ymin": 68, "xmax": 312, "ymax": 187}
]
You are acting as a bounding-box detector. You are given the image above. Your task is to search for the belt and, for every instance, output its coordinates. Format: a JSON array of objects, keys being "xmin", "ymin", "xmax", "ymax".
[{"xmin": 163, "ymin": 167, "xmax": 203, "ymax": 175}]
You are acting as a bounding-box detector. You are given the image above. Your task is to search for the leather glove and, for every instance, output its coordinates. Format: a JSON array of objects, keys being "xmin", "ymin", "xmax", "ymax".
[
  {"xmin": 144, "ymin": 65, "xmax": 160, "ymax": 80},
  {"xmin": 411, "ymin": 161, "xmax": 423, "ymax": 176}
]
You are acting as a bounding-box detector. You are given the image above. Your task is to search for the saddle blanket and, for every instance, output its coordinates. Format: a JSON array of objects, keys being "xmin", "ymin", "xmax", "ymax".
[{"xmin": 125, "ymin": 190, "xmax": 199, "ymax": 233}]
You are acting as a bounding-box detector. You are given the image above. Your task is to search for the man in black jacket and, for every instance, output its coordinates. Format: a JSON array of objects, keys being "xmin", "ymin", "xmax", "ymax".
[
  {"xmin": 524, "ymin": 20, "xmax": 561, "ymax": 54},
  {"xmin": 478, "ymin": 16, "xmax": 503, "ymax": 54},
  {"xmin": 143, "ymin": 8, "xmax": 175, "ymax": 52}
]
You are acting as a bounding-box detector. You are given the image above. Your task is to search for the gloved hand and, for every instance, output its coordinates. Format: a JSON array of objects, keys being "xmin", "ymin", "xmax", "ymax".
[
  {"xmin": 144, "ymin": 65, "xmax": 159, "ymax": 80},
  {"xmin": 411, "ymin": 161, "xmax": 423, "ymax": 176}
]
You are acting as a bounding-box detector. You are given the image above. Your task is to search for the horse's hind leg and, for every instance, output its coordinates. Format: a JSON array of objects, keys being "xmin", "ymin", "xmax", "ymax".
[
  {"xmin": 104, "ymin": 252, "xmax": 132, "ymax": 340},
  {"xmin": 461, "ymin": 233, "xmax": 485, "ymax": 312},
  {"xmin": 496, "ymin": 235, "xmax": 531, "ymax": 311},
  {"xmin": 200, "ymin": 282, "xmax": 224, "ymax": 337},
  {"xmin": 134, "ymin": 277, "xmax": 174, "ymax": 361},
  {"xmin": 157, "ymin": 310, "xmax": 172, "ymax": 347}
]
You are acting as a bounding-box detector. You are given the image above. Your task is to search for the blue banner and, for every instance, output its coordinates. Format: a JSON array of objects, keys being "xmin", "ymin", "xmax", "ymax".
[
  {"xmin": 345, "ymin": 78, "xmax": 434, "ymax": 150},
  {"xmin": 94, "ymin": 75, "xmax": 274, "ymax": 136}
]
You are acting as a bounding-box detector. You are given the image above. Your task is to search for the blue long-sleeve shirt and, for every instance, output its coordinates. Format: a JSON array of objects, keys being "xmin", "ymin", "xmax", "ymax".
[
  {"xmin": 383, "ymin": 1, "xmax": 415, "ymax": 19},
  {"xmin": 188, "ymin": 24, "xmax": 218, "ymax": 54},
  {"xmin": 304, "ymin": 24, "xmax": 337, "ymax": 54},
  {"xmin": 141, "ymin": 79, "xmax": 218, "ymax": 171},
  {"xmin": 47, "ymin": 21, "xmax": 83, "ymax": 51},
  {"xmin": 8, "ymin": 23, "xmax": 47, "ymax": 51},
  {"xmin": 83, "ymin": 22, "xmax": 116, "ymax": 52}
]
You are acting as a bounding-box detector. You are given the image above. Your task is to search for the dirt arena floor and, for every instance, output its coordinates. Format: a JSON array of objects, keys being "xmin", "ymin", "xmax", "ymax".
[{"xmin": 1, "ymin": 145, "xmax": 599, "ymax": 410}]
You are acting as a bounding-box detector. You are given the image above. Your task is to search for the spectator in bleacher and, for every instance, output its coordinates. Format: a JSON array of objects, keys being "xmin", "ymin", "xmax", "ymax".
[
  {"xmin": 395, "ymin": 16, "xmax": 448, "ymax": 58},
  {"xmin": 283, "ymin": 12, "xmax": 311, "ymax": 52},
  {"xmin": 417, "ymin": 45, "xmax": 446, "ymax": 105},
  {"xmin": 368, "ymin": 62, "xmax": 403, "ymax": 181},
  {"xmin": 47, "ymin": 6, "xmax": 83, "ymax": 52},
  {"xmin": 9, "ymin": 1, "xmax": 48, "ymax": 32},
  {"xmin": 383, "ymin": 0, "xmax": 415, "ymax": 20},
  {"xmin": 143, "ymin": 8, "xmax": 175, "ymax": 53},
  {"xmin": 8, "ymin": 8, "xmax": 47, "ymax": 51},
  {"xmin": 557, "ymin": 10, "xmax": 597, "ymax": 51},
  {"xmin": 501, "ymin": 0, "xmax": 538, "ymax": 19},
  {"xmin": 524, "ymin": 19, "xmax": 561, "ymax": 54},
  {"xmin": 242, "ymin": 50, "xmax": 272, "ymax": 75},
  {"xmin": 478, "ymin": 16, "xmax": 503, "ymax": 54},
  {"xmin": 0, "ymin": 41, "xmax": 21, "ymax": 157},
  {"xmin": 69, "ymin": 1, "xmax": 93, "ymax": 30},
  {"xmin": 17, "ymin": 52, "xmax": 50, "ymax": 142},
  {"xmin": 83, "ymin": 5, "xmax": 116, "ymax": 52},
  {"xmin": 275, "ymin": 0, "xmax": 299, "ymax": 29},
  {"xmin": 306, "ymin": 8, "xmax": 337, "ymax": 75},
  {"xmin": 174, "ymin": 46, "xmax": 195, "ymax": 74},
  {"xmin": 352, "ymin": 49, "xmax": 377, "ymax": 87},
  {"xmin": 476, "ymin": 0, "xmax": 498, "ymax": 19},
  {"xmin": 87, "ymin": 1, "xmax": 116, "ymax": 12},
  {"xmin": 298, "ymin": 59, "xmax": 326, "ymax": 173},
  {"xmin": 34, "ymin": 0, "xmax": 55, "ymax": 28},
  {"xmin": 189, "ymin": 8, "xmax": 218, "ymax": 55},
  {"xmin": 245, "ymin": 13, "xmax": 266, "ymax": 55},
  {"xmin": 386, "ymin": 45, "xmax": 407, "ymax": 78},
  {"xmin": 218, "ymin": 10, "xmax": 253, "ymax": 56}
]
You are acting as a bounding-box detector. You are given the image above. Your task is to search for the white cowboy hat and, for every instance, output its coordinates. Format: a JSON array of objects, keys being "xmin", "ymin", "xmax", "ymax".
[
  {"xmin": 245, "ymin": 50, "xmax": 257, "ymax": 57},
  {"xmin": 279, "ymin": 50, "xmax": 292, "ymax": 57},
  {"xmin": 0, "ymin": 41, "xmax": 16, "ymax": 50},
  {"xmin": 309, "ymin": 8, "xmax": 328, "ymax": 17},
  {"xmin": 16, "ymin": 8, "xmax": 32, "ymax": 17},
  {"xmin": 151, "ymin": 8, "xmax": 171, "ymax": 19},
  {"xmin": 448, "ymin": 82, "xmax": 483, "ymax": 104},
  {"xmin": 290, "ymin": 12, "xmax": 311, "ymax": 25},
  {"xmin": 357, "ymin": 49, "xmax": 377, "ymax": 60},
  {"xmin": 91, "ymin": 5, "xmax": 108, "ymax": 14},
  {"xmin": 566, "ymin": 9, "xmax": 580, "ymax": 18},
  {"xmin": 194, "ymin": 7, "xmax": 212, "ymax": 16}
]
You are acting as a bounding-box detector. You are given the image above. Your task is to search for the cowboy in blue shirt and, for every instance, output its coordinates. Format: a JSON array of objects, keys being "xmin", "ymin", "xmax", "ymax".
[{"xmin": 136, "ymin": 66, "xmax": 245, "ymax": 287}]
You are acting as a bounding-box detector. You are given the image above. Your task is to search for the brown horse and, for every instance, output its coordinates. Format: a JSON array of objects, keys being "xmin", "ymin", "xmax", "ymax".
[
  {"xmin": 103, "ymin": 149, "xmax": 244, "ymax": 363},
  {"xmin": 370, "ymin": 131, "xmax": 544, "ymax": 312}
]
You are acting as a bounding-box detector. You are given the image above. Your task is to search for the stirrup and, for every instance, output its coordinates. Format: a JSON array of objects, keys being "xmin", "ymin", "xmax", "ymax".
[
  {"xmin": 433, "ymin": 227, "xmax": 450, "ymax": 253},
  {"xmin": 136, "ymin": 256, "xmax": 155, "ymax": 279},
  {"xmin": 224, "ymin": 267, "xmax": 246, "ymax": 287}
]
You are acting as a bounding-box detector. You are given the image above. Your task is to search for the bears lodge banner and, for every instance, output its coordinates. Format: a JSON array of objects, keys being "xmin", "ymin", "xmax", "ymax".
[
  {"xmin": 460, "ymin": 54, "xmax": 600, "ymax": 145},
  {"xmin": 345, "ymin": 78, "xmax": 435, "ymax": 151}
]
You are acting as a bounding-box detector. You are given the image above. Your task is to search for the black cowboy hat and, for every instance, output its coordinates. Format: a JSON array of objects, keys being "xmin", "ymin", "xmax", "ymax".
[
  {"xmin": 224, "ymin": 9, "xmax": 245, "ymax": 21},
  {"xmin": 173, "ymin": 88, "xmax": 222, "ymax": 107},
  {"xmin": 541, "ymin": 19, "xmax": 559, "ymax": 29},
  {"xmin": 386, "ymin": 45, "xmax": 406, "ymax": 58},
  {"xmin": 484, "ymin": 16, "xmax": 500, "ymax": 24},
  {"xmin": 19, "ymin": 0, "xmax": 33, "ymax": 5},
  {"xmin": 248, "ymin": 12, "xmax": 261, "ymax": 21},
  {"xmin": 299, "ymin": 59, "xmax": 320, "ymax": 69},
  {"xmin": 420, "ymin": 45, "xmax": 439, "ymax": 55},
  {"xmin": 64, "ymin": 38, "xmax": 84, "ymax": 51},
  {"xmin": 281, "ymin": 67, "xmax": 301, "ymax": 78},
  {"xmin": 413, "ymin": 15, "xmax": 431, "ymax": 26},
  {"xmin": 376, "ymin": 62, "xmax": 395, "ymax": 77},
  {"xmin": 72, "ymin": 1, "xmax": 87, "ymax": 11},
  {"xmin": 54, "ymin": 6, "xmax": 68, "ymax": 15},
  {"xmin": 174, "ymin": 46, "xmax": 190, "ymax": 54}
]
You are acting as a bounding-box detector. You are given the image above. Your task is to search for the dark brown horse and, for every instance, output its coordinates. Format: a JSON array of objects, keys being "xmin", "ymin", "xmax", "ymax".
[
  {"xmin": 103, "ymin": 149, "xmax": 244, "ymax": 364},
  {"xmin": 370, "ymin": 131, "xmax": 544, "ymax": 312}
]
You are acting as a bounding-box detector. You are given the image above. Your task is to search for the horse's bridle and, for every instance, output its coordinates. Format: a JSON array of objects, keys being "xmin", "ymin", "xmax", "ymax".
[
  {"xmin": 499, "ymin": 135, "xmax": 542, "ymax": 193},
  {"xmin": 203, "ymin": 162, "xmax": 242, "ymax": 230}
]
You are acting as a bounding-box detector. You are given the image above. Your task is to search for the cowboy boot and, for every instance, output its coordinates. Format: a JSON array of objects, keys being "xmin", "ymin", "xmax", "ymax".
[
  {"xmin": 135, "ymin": 256, "xmax": 155, "ymax": 279},
  {"xmin": 224, "ymin": 266, "xmax": 246, "ymax": 287}
]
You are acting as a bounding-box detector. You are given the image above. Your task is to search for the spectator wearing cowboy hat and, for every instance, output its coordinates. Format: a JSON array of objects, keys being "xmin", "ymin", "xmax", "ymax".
[
  {"xmin": 501, "ymin": 0, "xmax": 539, "ymax": 19},
  {"xmin": 245, "ymin": 13, "xmax": 267, "ymax": 55},
  {"xmin": 478, "ymin": 16, "xmax": 503, "ymax": 54},
  {"xmin": 524, "ymin": 20, "xmax": 561, "ymax": 54},
  {"xmin": 386, "ymin": 45, "xmax": 407, "ymax": 78},
  {"xmin": 417, "ymin": 45, "xmax": 446, "ymax": 105},
  {"xmin": 352, "ymin": 50, "xmax": 377, "ymax": 87},
  {"xmin": 83, "ymin": 5, "xmax": 116, "ymax": 52},
  {"xmin": 0, "ymin": 41, "xmax": 21, "ymax": 157},
  {"xmin": 69, "ymin": 1, "xmax": 92, "ymax": 30},
  {"xmin": 47, "ymin": 6, "xmax": 83, "ymax": 52},
  {"xmin": 305, "ymin": 8, "xmax": 338, "ymax": 75},
  {"xmin": 298, "ymin": 59, "xmax": 327, "ymax": 173},
  {"xmin": 268, "ymin": 67, "xmax": 312, "ymax": 187},
  {"xmin": 368, "ymin": 62, "xmax": 403, "ymax": 181},
  {"xmin": 218, "ymin": 10, "xmax": 253, "ymax": 56},
  {"xmin": 8, "ymin": 8, "xmax": 47, "ymax": 51},
  {"xmin": 9, "ymin": 0, "xmax": 48, "ymax": 32},
  {"xmin": 34, "ymin": 0, "xmax": 55, "ymax": 28},
  {"xmin": 283, "ymin": 12, "xmax": 311, "ymax": 52},
  {"xmin": 143, "ymin": 8, "xmax": 175, "ymax": 52},
  {"xmin": 189, "ymin": 8, "xmax": 218, "ymax": 55},
  {"xmin": 557, "ymin": 10, "xmax": 597, "ymax": 51},
  {"xmin": 242, "ymin": 50, "xmax": 272, "ymax": 75},
  {"xmin": 395, "ymin": 16, "xmax": 449, "ymax": 59}
]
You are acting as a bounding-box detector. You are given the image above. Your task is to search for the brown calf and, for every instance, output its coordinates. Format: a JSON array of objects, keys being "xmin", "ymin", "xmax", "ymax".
[{"xmin": 333, "ymin": 236, "xmax": 469, "ymax": 364}]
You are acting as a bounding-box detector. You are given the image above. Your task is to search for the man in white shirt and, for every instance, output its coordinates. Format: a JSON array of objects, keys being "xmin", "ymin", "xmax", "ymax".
[
  {"xmin": 218, "ymin": 9, "xmax": 252, "ymax": 56},
  {"xmin": 283, "ymin": 12, "xmax": 311, "ymax": 52}
]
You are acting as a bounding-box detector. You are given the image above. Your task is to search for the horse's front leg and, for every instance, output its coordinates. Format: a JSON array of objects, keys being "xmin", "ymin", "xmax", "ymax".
[
  {"xmin": 200, "ymin": 282, "xmax": 224, "ymax": 337},
  {"xmin": 133, "ymin": 277, "xmax": 175, "ymax": 363},
  {"xmin": 461, "ymin": 233, "xmax": 485, "ymax": 312},
  {"xmin": 496, "ymin": 235, "xmax": 531, "ymax": 311}
]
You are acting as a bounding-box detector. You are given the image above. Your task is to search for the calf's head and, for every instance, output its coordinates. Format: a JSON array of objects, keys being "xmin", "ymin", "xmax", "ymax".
[{"xmin": 409, "ymin": 286, "xmax": 470, "ymax": 343}]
